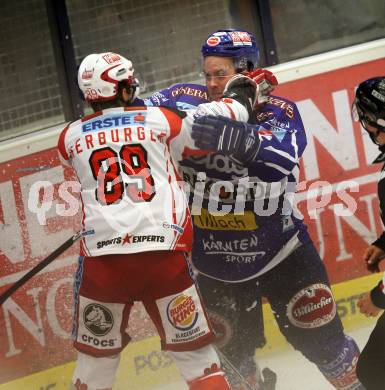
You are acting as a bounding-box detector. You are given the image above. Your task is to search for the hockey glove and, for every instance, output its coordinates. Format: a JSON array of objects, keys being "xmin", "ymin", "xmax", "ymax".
[
  {"xmin": 222, "ymin": 70, "xmax": 278, "ymax": 115},
  {"xmin": 192, "ymin": 115, "xmax": 261, "ymax": 165},
  {"xmin": 246, "ymin": 68, "xmax": 278, "ymax": 104},
  {"xmin": 222, "ymin": 73, "xmax": 259, "ymax": 117}
]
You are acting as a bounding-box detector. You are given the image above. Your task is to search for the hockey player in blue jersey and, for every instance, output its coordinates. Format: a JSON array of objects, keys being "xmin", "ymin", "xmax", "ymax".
[{"xmin": 144, "ymin": 29, "xmax": 364, "ymax": 390}]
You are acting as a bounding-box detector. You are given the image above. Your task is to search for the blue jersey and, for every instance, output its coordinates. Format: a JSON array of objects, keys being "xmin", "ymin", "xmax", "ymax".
[{"xmin": 144, "ymin": 83, "xmax": 311, "ymax": 282}]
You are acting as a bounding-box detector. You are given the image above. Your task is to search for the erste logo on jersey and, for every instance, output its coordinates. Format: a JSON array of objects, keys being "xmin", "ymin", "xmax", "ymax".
[
  {"xmin": 167, "ymin": 293, "xmax": 198, "ymax": 331},
  {"xmin": 287, "ymin": 283, "xmax": 336, "ymax": 328},
  {"xmin": 82, "ymin": 113, "xmax": 146, "ymax": 133}
]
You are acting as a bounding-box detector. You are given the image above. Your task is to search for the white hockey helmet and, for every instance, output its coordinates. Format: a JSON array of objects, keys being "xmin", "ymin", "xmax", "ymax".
[{"xmin": 77, "ymin": 52, "xmax": 139, "ymax": 102}]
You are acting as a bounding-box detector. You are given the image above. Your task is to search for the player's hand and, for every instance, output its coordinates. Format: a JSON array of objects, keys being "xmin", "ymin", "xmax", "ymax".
[
  {"xmin": 245, "ymin": 68, "xmax": 278, "ymax": 103},
  {"xmin": 363, "ymin": 244, "xmax": 385, "ymax": 273},
  {"xmin": 192, "ymin": 115, "xmax": 261, "ymax": 165},
  {"xmin": 222, "ymin": 73, "xmax": 259, "ymax": 117},
  {"xmin": 357, "ymin": 291, "xmax": 382, "ymax": 317}
]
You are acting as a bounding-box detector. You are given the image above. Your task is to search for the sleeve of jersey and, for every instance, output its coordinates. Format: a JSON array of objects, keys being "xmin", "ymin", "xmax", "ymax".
[
  {"xmin": 57, "ymin": 124, "xmax": 71, "ymax": 167},
  {"xmin": 248, "ymin": 104, "xmax": 307, "ymax": 182},
  {"xmin": 143, "ymin": 88, "xmax": 173, "ymax": 107},
  {"xmin": 194, "ymin": 98, "xmax": 249, "ymax": 122},
  {"xmin": 179, "ymin": 99, "xmax": 249, "ymax": 157},
  {"xmin": 370, "ymin": 275, "xmax": 385, "ymax": 309}
]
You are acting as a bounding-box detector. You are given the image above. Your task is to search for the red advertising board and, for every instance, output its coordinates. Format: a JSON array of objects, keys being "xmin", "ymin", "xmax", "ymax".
[
  {"xmin": 1, "ymin": 57, "xmax": 385, "ymax": 384},
  {"xmin": 276, "ymin": 57, "xmax": 385, "ymax": 284}
]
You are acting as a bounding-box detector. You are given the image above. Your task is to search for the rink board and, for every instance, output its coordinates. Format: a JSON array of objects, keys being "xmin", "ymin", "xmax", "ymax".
[{"xmin": 0, "ymin": 273, "xmax": 380, "ymax": 390}]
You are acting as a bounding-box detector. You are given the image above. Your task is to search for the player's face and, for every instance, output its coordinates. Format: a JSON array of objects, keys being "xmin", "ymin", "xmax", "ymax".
[
  {"xmin": 364, "ymin": 121, "xmax": 385, "ymax": 145},
  {"xmin": 203, "ymin": 56, "xmax": 236, "ymax": 101}
]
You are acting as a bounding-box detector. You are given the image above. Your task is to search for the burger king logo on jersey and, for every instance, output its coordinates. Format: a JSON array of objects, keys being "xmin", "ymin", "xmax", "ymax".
[
  {"xmin": 167, "ymin": 293, "xmax": 199, "ymax": 331},
  {"xmin": 287, "ymin": 283, "xmax": 336, "ymax": 329}
]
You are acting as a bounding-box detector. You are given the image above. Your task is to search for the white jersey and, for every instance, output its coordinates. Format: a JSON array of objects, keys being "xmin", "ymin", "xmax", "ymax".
[{"xmin": 58, "ymin": 101, "xmax": 248, "ymax": 256}]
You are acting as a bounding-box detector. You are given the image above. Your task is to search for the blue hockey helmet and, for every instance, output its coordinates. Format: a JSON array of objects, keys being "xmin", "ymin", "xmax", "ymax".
[{"xmin": 201, "ymin": 29, "xmax": 259, "ymax": 72}]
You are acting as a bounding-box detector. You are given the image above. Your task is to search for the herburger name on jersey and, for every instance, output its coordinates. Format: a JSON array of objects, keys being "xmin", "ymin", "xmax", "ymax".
[{"xmin": 73, "ymin": 125, "xmax": 162, "ymax": 155}]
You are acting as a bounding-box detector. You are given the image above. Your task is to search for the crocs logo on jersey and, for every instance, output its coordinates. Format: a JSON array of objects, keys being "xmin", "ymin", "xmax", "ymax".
[
  {"xmin": 167, "ymin": 294, "xmax": 198, "ymax": 331},
  {"xmin": 83, "ymin": 304, "xmax": 114, "ymax": 336},
  {"xmin": 206, "ymin": 36, "xmax": 221, "ymax": 46},
  {"xmin": 287, "ymin": 284, "xmax": 336, "ymax": 329}
]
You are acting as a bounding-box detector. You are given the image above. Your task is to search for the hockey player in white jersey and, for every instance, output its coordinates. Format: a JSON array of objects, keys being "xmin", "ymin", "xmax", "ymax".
[{"xmin": 57, "ymin": 52, "xmax": 259, "ymax": 390}]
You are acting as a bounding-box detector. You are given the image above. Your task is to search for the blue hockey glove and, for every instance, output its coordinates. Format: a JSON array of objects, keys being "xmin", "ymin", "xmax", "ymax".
[{"xmin": 192, "ymin": 115, "xmax": 260, "ymax": 165}]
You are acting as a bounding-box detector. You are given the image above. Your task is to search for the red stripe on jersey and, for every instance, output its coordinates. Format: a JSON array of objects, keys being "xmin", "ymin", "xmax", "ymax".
[
  {"xmin": 79, "ymin": 194, "xmax": 90, "ymax": 256},
  {"xmin": 258, "ymin": 129, "xmax": 273, "ymax": 135},
  {"xmin": 165, "ymin": 160, "xmax": 178, "ymax": 228},
  {"xmin": 224, "ymin": 102, "xmax": 236, "ymax": 119},
  {"xmin": 57, "ymin": 124, "xmax": 71, "ymax": 161},
  {"xmin": 72, "ymin": 167, "xmax": 90, "ymax": 257},
  {"xmin": 124, "ymin": 106, "xmax": 148, "ymax": 111},
  {"xmin": 158, "ymin": 106, "xmax": 184, "ymax": 181},
  {"xmin": 380, "ymin": 281, "xmax": 384, "ymax": 293},
  {"xmin": 182, "ymin": 147, "xmax": 210, "ymax": 159},
  {"xmin": 158, "ymin": 107, "xmax": 183, "ymax": 144},
  {"xmin": 170, "ymin": 179, "xmax": 177, "ymax": 226},
  {"xmin": 173, "ymin": 210, "xmax": 193, "ymax": 251}
]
